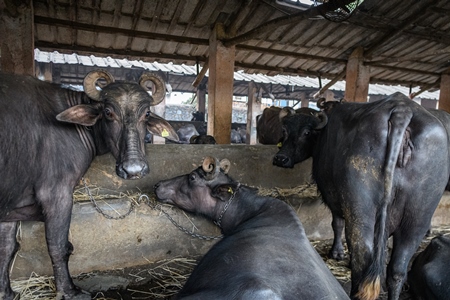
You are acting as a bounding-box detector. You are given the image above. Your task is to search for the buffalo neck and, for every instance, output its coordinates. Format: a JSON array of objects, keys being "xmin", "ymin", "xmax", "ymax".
[
  {"xmin": 217, "ymin": 186, "xmax": 301, "ymax": 235},
  {"xmin": 66, "ymin": 90, "xmax": 103, "ymax": 157}
]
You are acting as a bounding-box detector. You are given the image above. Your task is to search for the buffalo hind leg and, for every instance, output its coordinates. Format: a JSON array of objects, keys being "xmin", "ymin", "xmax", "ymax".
[
  {"xmin": 387, "ymin": 228, "xmax": 427, "ymax": 300},
  {"xmin": 0, "ymin": 222, "xmax": 19, "ymax": 300},
  {"xmin": 329, "ymin": 214, "xmax": 346, "ymax": 260}
]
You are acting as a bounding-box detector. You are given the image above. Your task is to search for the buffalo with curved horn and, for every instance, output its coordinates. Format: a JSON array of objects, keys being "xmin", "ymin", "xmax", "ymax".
[{"xmin": 0, "ymin": 69, "xmax": 178, "ymax": 300}]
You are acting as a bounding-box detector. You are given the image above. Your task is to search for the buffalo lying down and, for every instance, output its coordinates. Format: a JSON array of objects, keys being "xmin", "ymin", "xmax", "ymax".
[
  {"xmin": 154, "ymin": 156, "xmax": 349, "ymax": 300},
  {"xmin": 408, "ymin": 235, "xmax": 450, "ymax": 300},
  {"xmin": 273, "ymin": 92, "xmax": 450, "ymax": 300},
  {"xmin": 0, "ymin": 70, "xmax": 178, "ymax": 299}
]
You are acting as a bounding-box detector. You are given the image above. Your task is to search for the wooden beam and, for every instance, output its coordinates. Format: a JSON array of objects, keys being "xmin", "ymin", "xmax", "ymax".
[
  {"xmin": 313, "ymin": 69, "xmax": 346, "ymax": 98},
  {"xmin": 1, "ymin": 0, "xmax": 34, "ymax": 75},
  {"xmin": 207, "ymin": 23, "xmax": 235, "ymax": 144},
  {"xmin": 236, "ymin": 44, "xmax": 347, "ymax": 64},
  {"xmin": 34, "ymin": 16, "xmax": 209, "ymax": 46},
  {"xmin": 192, "ymin": 60, "xmax": 209, "ymax": 88},
  {"xmin": 438, "ymin": 69, "xmax": 450, "ymax": 113},
  {"xmin": 345, "ymin": 47, "xmax": 370, "ymax": 102}
]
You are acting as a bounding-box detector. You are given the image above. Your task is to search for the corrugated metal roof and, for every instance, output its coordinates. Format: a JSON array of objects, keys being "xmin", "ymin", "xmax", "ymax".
[
  {"xmin": 30, "ymin": 0, "xmax": 450, "ymax": 97},
  {"xmin": 35, "ymin": 49, "xmax": 440, "ymax": 99}
]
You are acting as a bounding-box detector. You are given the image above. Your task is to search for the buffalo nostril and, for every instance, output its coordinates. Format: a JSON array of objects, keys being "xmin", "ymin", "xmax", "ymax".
[{"xmin": 273, "ymin": 155, "xmax": 290, "ymax": 167}]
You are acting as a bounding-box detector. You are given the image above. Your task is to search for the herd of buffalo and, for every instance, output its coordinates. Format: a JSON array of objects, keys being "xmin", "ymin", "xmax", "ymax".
[{"xmin": 0, "ymin": 70, "xmax": 449, "ymax": 300}]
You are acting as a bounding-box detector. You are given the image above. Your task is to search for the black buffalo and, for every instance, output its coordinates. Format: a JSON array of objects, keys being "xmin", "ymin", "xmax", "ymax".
[
  {"xmin": 256, "ymin": 106, "xmax": 317, "ymax": 144},
  {"xmin": 189, "ymin": 134, "xmax": 217, "ymax": 144},
  {"xmin": 154, "ymin": 156, "xmax": 350, "ymax": 300},
  {"xmin": 408, "ymin": 235, "xmax": 450, "ymax": 300},
  {"xmin": 0, "ymin": 70, "xmax": 178, "ymax": 300},
  {"xmin": 177, "ymin": 124, "xmax": 200, "ymax": 143},
  {"xmin": 273, "ymin": 92, "xmax": 449, "ymax": 300}
]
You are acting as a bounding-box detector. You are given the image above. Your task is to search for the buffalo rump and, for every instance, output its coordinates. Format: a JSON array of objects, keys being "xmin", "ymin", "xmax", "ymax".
[{"xmin": 273, "ymin": 92, "xmax": 449, "ymax": 300}]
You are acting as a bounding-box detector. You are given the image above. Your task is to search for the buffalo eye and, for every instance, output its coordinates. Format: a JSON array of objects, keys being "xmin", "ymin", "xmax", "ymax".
[
  {"xmin": 145, "ymin": 110, "xmax": 151, "ymax": 118},
  {"xmin": 303, "ymin": 129, "xmax": 311, "ymax": 136},
  {"xmin": 189, "ymin": 173, "xmax": 196, "ymax": 181},
  {"xmin": 104, "ymin": 108, "xmax": 113, "ymax": 119}
]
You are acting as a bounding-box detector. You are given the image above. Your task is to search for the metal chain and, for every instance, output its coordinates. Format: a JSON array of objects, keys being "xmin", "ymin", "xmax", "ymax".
[
  {"xmin": 214, "ymin": 183, "xmax": 241, "ymax": 227},
  {"xmin": 82, "ymin": 178, "xmax": 224, "ymax": 240},
  {"xmin": 139, "ymin": 194, "xmax": 223, "ymax": 241},
  {"xmin": 82, "ymin": 178, "xmax": 135, "ymax": 220}
]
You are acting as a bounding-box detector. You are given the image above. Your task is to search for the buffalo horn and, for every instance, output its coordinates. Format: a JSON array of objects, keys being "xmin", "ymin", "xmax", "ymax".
[
  {"xmin": 279, "ymin": 107, "xmax": 296, "ymax": 121},
  {"xmin": 219, "ymin": 159, "xmax": 231, "ymax": 174},
  {"xmin": 314, "ymin": 111, "xmax": 328, "ymax": 130},
  {"xmin": 316, "ymin": 98, "xmax": 326, "ymax": 109},
  {"xmin": 83, "ymin": 70, "xmax": 115, "ymax": 101},
  {"xmin": 139, "ymin": 73, "xmax": 166, "ymax": 106},
  {"xmin": 202, "ymin": 156, "xmax": 223, "ymax": 180}
]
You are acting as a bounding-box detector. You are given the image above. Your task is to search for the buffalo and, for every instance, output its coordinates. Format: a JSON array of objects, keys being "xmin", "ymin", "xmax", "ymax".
[
  {"xmin": 154, "ymin": 156, "xmax": 350, "ymax": 300},
  {"xmin": 0, "ymin": 70, "xmax": 178, "ymax": 299},
  {"xmin": 177, "ymin": 124, "xmax": 200, "ymax": 143},
  {"xmin": 408, "ymin": 235, "xmax": 450, "ymax": 300},
  {"xmin": 273, "ymin": 92, "xmax": 450, "ymax": 300},
  {"xmin": 256, "ymin": 106, "xmax": 317, "ymax": 144},
  {"xmin": 189, "ymin": 134, "xmax": 217, "ymax": 144}
]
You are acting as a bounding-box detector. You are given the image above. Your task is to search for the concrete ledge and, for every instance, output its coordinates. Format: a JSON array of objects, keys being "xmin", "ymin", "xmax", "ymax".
[
  {"xmin": 10, "ymin": 144, "xmax": 450, "ymax": 279},
  {"xmin": 81, "ymin": 144, "xmax": 313, "ymax": 192}
]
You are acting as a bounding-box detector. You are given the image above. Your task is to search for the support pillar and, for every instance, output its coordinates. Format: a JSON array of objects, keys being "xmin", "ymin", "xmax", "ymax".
[
  {"xmin": 345, "ymin": 47, "xmax": 370, "ymax": 103},
  {"xmin": 246, "ymin": 81, "xmax": 261, "ymax": 145},
  {"xmin": 207, "ymin": 23, "xmax": 235, "ymax": 144},
  {"xmin": 0, "ymin": 0, "xmax": 35, "ymax": 75},
  {"xmin": 438, "ymin": 71, "xmax": 450, "ymax": 113},
  {"xmin": 300, "ymin": 92, "xmax": 309, "ymax": 108},
  {"xmin": 151, "ymin": 91, "xmax": 167, "ymax": 144},
  {"xmin": 196, "ymin": 82, "xmax": 207, "ymax": 115}
]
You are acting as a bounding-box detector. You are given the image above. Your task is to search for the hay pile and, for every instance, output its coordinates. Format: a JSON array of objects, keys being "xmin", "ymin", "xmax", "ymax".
[
  {"xmin": 257, "ymin": 183, "xmax": 320, "ymax": 199},
  {"xmin": 10, "ymin": 184, "xmax": 450, "ymax": 299}
]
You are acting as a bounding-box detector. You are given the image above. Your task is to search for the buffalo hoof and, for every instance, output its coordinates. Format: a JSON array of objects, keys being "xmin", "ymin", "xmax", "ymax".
[
  {"xmin": 328, "ymin": 248, "xmax": 345, "ymax": 261},
  {"xmin": 0, "ymin": 290, "xmax": 16, "ymax": 300},
  {"xmin": 56, "ymin": 288, "xmax": 91, "ymax": 300}
]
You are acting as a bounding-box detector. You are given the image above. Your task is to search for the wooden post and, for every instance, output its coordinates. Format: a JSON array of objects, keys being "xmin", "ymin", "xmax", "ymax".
[
  {"xmin": 438, "ymin": 71, "xmax": 450, "ymax": 113},
  {"xmin": 246, "ymin": 81, "xmax": 261, "ymax": 144},
  {"xmin": 196, "ymin": 83, "xmax": 207, "ymax": 115},
  {"xmin": 345, "ymin": 47, "xmax": 370, "ymax": 103},
  {"xmin": 300, "ymin": 92, "xmax": 309, "ymax": 108},
  {"xmin": 207, "ymin": 23, "xmax": 235, "ymax": 144},
  {"xmin": 151, "ymin": 90, "xmax": 167, "ymax": 144},
  {"xmin": 0, "ymin": 0, "xmax": 35, "ymax": 75}
]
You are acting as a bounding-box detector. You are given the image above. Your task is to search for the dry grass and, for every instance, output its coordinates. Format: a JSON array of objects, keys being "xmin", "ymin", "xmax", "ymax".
[
  {"xmin": 10, "ymin": 184, "xmax": 450, "ymax": 299},
  {"xmin": 11, "ymin": 273, "xmax": 56, "ymax": 300},
  {"xmin": 257, "ymin": 183, "xmax": 319, "ymax": 199}
]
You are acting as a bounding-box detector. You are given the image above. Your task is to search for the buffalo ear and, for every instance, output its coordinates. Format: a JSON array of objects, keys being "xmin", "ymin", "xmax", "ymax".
[
  {"xmin": 56, "ymin": 103, "xmax": 103, "ymax": 126},
  {"xmin": 147, "ymin": 112, "xmax": 179, "ymax": 142},
  {"xmin": 211, "ymin": 183, "xmax": 239, "ymax": 202}
]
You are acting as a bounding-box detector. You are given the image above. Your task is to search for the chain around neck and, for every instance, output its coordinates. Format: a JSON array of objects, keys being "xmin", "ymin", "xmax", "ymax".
[{"xmin": 214, "ymin": 182, "xmax": 241, "ymax": 228}]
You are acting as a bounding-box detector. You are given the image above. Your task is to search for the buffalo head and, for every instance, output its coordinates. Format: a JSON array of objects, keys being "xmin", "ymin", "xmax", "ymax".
[
  {"xmin": 154, "ymin": 156, "xmax": 232, "ymax": 215},
  {"xmin": 56, "ymin": 70, "xmax": 179, "ymax": 179},
  {"xmin": 273, "ymin": 107, "xmax": 327, "ymax": 168}
]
